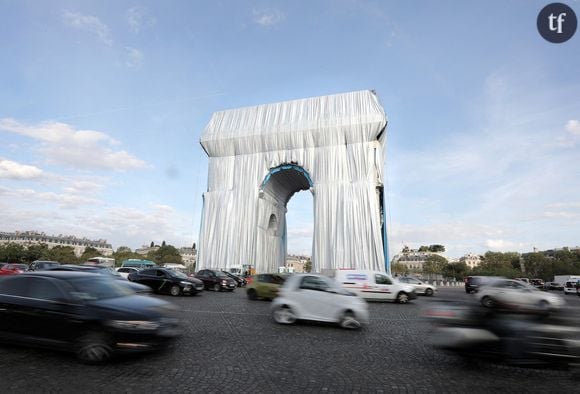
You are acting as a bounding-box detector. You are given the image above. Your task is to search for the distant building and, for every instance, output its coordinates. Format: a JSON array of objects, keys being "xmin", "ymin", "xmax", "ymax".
[
  {"xmin": 0, "ymin": 231, "xmax": 113, "ymax": 257},
  {"xmin": 391, "ymin": 249, "xmax": 447, "ymax": 276},
  {"xmin": 285, "ymin": 255, "xmax": 308, "ymax": 273},
  {"xmin": 179, "ymin": 246, "xmax": 197, "ymax": 269},
  {"xmin": 459, "ymin": 253, "xmax": 482, "ymax": 269},
  {"xmin": 135, "ymin": 245, "xmax": 160, "ymax": 255}
]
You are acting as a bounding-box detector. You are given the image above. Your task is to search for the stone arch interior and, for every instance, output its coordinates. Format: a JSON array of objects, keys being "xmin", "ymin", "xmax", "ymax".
[
  {"xmin": 260, "ymin": 164, "xmax": 313, "ymax": 206},
  {"xmin": 258, "ymin": 164, "xmax": 314, "ymax": 271}
]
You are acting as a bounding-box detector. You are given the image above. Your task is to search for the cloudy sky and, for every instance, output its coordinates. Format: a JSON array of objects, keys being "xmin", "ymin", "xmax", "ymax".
[{"xmin": 1, "ymin": 1, "xmax": 579, "ymax": 258}]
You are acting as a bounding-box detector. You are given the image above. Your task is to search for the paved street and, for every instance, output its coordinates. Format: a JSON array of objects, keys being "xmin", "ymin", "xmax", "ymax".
[{"xmin": 2, "ymin": 287, "xmax": 580, "ymax": 393}]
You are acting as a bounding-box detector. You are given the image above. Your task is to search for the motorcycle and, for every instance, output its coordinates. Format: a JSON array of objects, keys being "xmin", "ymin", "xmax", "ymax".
[{"xmin": 424, "ymin": 301, "xmax": 580, "ymax": 374}]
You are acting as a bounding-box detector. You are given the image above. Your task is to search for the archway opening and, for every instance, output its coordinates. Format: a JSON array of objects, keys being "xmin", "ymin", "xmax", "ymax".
[{"xmin": 259, "ymin": 164, "xmax": 313, "ymax": 273}]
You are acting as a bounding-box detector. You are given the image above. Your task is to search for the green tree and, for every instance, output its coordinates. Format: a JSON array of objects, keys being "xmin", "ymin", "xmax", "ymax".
[
  {"xmin": 304, "ymin": 259, "xmax": 312, "ymax": 273},
  {"xmin": 522, "ymin": 253, "xmax": 551, "ymax": 280},
  {"xmin": 22, "ymin": 244, "xmax": 50, "ymax": 263},
  {"xmin": 391, "ymin": 262, "xmax": 408, "ymax": 276},
  {"xmin": 0, "ymin": 243, "xmax": 26, "ymax": 263},
  {"xmin": 423, "ymin": 254, "xmax": 448, "ymax": 279},
  {"xmin": 147, "ymin": 244, "xmax": 182, "ymax": 265},
  {"xmin": 442, "ymin": 262, "xmax": 468, "ymax": 280},
  {"xmin": 116, "ymin": 246, "xmax": 132, "ymax": 254},
  {"xmin": 45, "ymin": 246, "xmax": 78, "ymax": 264},
  {"xmin": 472, "ymin": 251, "xmax": 521, "ymax": 277},
  {"xmin": 428, "ymin": 244, "xmax": 446, "ymax": 253},
  {"xmin": 418, "ymin": 245, "xmax": 429, "ymax": 252}
]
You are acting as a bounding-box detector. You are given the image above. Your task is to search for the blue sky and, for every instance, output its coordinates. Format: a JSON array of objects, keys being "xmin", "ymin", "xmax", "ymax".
[{"xmin": 1, "ymin": 0, "xmax": 579, "ymax": 258}]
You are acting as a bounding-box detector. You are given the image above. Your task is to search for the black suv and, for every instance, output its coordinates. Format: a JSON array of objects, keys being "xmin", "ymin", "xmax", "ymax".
[
  {"xmin": 195, "ymin": 270, "xmax": 237, "ymax": 291},
  {"xmin": 465, "ymin": 276, "xmax": 498, "ymax": 294},
  {"xmin": 128, "ymin": 268, "xmax": 204, "ymax": 296},
  {"xmin": 28, "ymin": 260, "xmax": 61, "ymax": 271}
]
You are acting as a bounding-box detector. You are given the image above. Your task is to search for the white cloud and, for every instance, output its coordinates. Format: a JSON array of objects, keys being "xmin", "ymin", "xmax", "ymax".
[
  {"xmin": 62, "ymin": 11, "xmax": 113, "ymax": 46},
  {"xmin": 485, "ymin": 239, "xmax": 524, "ymax": 251},
  {"xmin": 252, "ymin": 8, "xmax": 285, "ymax": 26},
  {"xmin": 127, "ymin": 6, "xmax": 156, "ymax": 33},
  {"xmin": 566, "ymin": 119, "xmax": 580, "ymax": 135},
  {"xmin": 0, "ymin": 118, "xmax": 148, "ymax": 171},
  {"xmin": 0, "ymin": 186, "xmax": 101, "ymax": 209},
  {"xmin": 125, "ymin": 47, "xmax": 144, "ymax": 68},
  {"xmin": 0, "ymin": 159, "xmax": 43, "ymax": 180}
]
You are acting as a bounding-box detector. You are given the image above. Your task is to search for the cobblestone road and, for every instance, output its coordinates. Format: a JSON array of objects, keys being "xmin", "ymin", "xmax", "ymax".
[{"xmin": 2, "ymin": 287, "xmax": 580, "ymax": 393}]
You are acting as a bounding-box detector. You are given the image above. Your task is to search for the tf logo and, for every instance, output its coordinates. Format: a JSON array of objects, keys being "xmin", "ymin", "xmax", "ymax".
[{"xmin": 537, "ymin": 3, "xmax": 577, "ymax": 43}]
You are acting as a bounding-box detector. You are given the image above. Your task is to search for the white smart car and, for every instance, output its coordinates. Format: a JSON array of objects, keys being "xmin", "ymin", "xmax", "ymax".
[{"xmin": 271, "ymin": 274, "xmax": 369, "ymax": 329}]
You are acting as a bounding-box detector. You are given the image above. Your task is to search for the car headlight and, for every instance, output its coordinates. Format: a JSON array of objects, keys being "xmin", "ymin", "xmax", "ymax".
[
  {"xmin": 108, "ymin": 320, "xmax": 160, "ymax": 331},
  {"xmin": 180, "ymin": 281, "xmax": 192, "ymax": 286},
  {"xmin": 221, "ymin": 280, "xmax": 227, "ymax": 284}
]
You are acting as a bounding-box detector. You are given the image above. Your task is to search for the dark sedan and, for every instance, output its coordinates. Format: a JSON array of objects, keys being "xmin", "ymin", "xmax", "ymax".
[
  {"xmin": 0, "ymin": 272, "xmax": 180, "ymax": 363},
  {"xmin": 128, "ymin": 268, "xmax": 204, "ymax": 296},
  {"xmin": 223, "ymin": 271, "xmax": 247, "ymax": 287},
  {"xmin": 544, "ymin": 282, "xmax": 565, "ymax": 291},
  {"xmin": 195, "ymin": 269, "xmax": 237, "ymax": 291},
  {"xmin": 50, "ymin": 264, "xmax": 151, "ymax": 294}
]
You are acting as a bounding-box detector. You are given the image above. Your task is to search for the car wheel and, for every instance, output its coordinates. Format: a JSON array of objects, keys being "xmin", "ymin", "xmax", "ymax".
[
  {"xmin": 247, "ymin": 288, "xmax": 257, "ymax": 300},
  {"xmin": 424, "ymin": 288, "xmax": 434, "ymax": 297},
  {"xmin": 76, "ymin": 331, "xmax": 113, "ymax": 364},
  {"xmin": 396, "ymin": 292, "xmax": 409, "ymax": 304},
  {"xmin": 339, "ymin": 311, "xmax": 361, "ymax": 330},
  {"xmin": 481, "ymin": 296, "xmax": 495, "ymax": 308},
  {"xmin": 170, "ymin": 285, "xmax": 181, "ymax": 297},
  {"xmin": 273, "ymin": 305, "xmax": 296, "ymax": 325},
  {"xmin": 213, "ymin": 283, "xmax": 220, "ymax": 292},
  {"xmin": 537, "ymin": 300, "xmax": 550, "ymax": 311}
]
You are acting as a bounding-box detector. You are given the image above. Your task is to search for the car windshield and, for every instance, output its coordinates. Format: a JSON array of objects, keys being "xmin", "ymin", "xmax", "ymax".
[
  {"xmin": 217, "ymin": 271, "xmax": 229, "ymax": 278},
  {"xmin": 68, "ymin": 277, "xmax": 134, "ymax": 300},
  {"xmin": 168, "ymin": 270, "xmax": 188, "ymax": 279}
]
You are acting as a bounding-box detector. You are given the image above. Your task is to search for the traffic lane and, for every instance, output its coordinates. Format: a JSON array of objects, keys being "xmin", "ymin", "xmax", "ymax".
[{"xmin": 1, "ymin": 287, "xmax": 579, "ymax": 393}]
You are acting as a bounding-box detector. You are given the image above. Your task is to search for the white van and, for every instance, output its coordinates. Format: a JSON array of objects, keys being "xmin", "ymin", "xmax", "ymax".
[{"xmin": 325, "ymin": 269, "xmax": 417, "ymax": 303}]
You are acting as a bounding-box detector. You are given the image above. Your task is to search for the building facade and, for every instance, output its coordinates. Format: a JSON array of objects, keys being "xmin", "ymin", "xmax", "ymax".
[
  {"xmin": 0, "ymin": 231, "xmax": 113, "ymax": 257},
  {"xmin": 285, "ymin": 255, "xmax": 308, "ymax": 273},
  {"xmin": 459, "ymin": 253, "xmax": 482, "ymax": 269},
  {"xmin": 391, "ymin": 250, "xmax": 448, "ymax": 276}
]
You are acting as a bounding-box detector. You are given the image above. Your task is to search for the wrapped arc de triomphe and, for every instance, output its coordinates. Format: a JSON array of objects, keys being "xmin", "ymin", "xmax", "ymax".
[{"xmin": 197, "ymin": 90, "xmax": 389, "ymax": 274}]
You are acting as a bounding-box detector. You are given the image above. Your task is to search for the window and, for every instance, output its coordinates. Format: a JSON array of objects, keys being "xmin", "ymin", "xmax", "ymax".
[
  {"xmin": 26, "ymin": 278, "xmax": 65, "ymax": 301},
  {"xmin": 375, "ymin": 274, "xmax": 392, "ymax": 285},
  {"xmin": 141, "ymin": 269, "xmax": 156, "ymax": 276},
  {"xmin": 155, "ymin": 270, "xmax": 166, "ymax": 277},
  {"xmin": 300, "ymin": 276, "xmax": 330, "ymax": 291}
]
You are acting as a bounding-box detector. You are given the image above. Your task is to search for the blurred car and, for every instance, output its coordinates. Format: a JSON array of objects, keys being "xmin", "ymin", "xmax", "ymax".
[
  {"xmin": 396, "ymin": 276, "xmax": 436, "ymax": 296},
  {"xmin": 116, "ymin": 266, "xmax": 140, "ymax": 279},
  {"xmin": 246, "ymin": 273, "xmax": 288, "ymax": 300},
  {"xmin": 194, "ymin": 269, "xmax": 237, "ymax": 292},
  {"xmin": 543, "ymin": 282, "xmax": 564, "ymax": 291},
  {"xmin": 129, "ymin": 267, "xmax": 204, "ymax": 296},
  {"xmin": 223, "ymin": 271, "xmax": 247, "ymax": 287},
  {"xmin": 28, "ymin": 260, "xmax": 60, "ymax": 271},
  {"xmin": 50, "ymin": 265, "xmax": 151, "ymax": 294},
  {"xmin": 476, "ymin": 278, "xmax": 565, "ymax": 313},
  {"xmin": 0, "ymin": 271, "xmax": 180, "ymax": 363},
  {"xmin": 464, "ymin": 275, "xmax": 501, "ymax": 294},
  {"xmin": 514, "ymin": 277, "xmax": 530, "ymax": 284},
  {"xmin": 0, "ymin": 264, "xmax": 28, "ymax": 275},
  {"xmin": 271, "ymin": 274, "xmax": 369, "ymax": 329}
]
